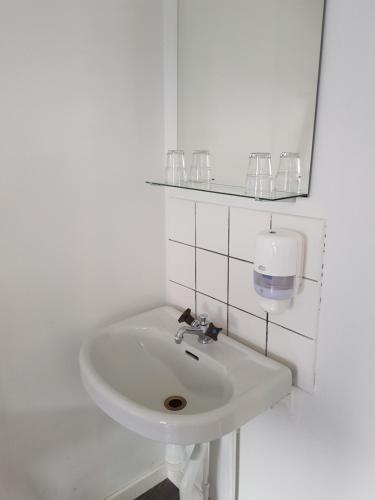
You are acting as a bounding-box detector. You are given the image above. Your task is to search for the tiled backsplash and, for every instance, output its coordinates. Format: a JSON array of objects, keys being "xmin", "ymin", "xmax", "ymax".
[{"xmin": 166, "ymin": 197, "xmax": 326, "ymax": 392}]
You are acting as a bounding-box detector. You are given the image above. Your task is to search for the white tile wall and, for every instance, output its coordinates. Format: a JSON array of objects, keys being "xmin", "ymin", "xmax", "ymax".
[
  {"xmin": 196, "ymin": 248, "xmax": 228, "ymax": 303},
  {"xmin": 229, "ymin": 258, "xmax": 266, "ymax": 319},
  {"xmin": 267, "ymin": 323, "xmax": 316, "ymax": 392},
  {"xmin": 197, "ymin": 293, "xmax": 227, "ymax": 334},
  {"xmin": 269, "ymin": 279, "xmax": 322, "ymax": 339},
  {"xmin": 167, "ymin": 197, "xmax": 195, "ymax": 245},
  {"xmin": 228, "ymin": 306, "xmax": 266, "ymax": 354},
  {"xmin": 230, "ymin": 208, "xmax": 271, "ymax": 262},
  {"xmin": 271, "ymin": 213, "xmax": 326, "ymax": 281},
  {"xmin": 166, "ymin": 198, "xmax": 326, "ymax": 393},
  {"xmin": 196, "ymin": 202, "xmax": 228, "ymax": 255},
  {"xmin": 167, "ymin": 240, "xmax": 195, "ymax": 289},
  {"xmin": 167, "ymin": 281, "xmax": 196, "ymax": 314}
]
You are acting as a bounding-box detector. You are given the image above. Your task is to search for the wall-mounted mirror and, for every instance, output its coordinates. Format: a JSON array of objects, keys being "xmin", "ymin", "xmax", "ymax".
[{"xmin": 177, "ymin": 0, "xmax": 325, "ymax": 197}]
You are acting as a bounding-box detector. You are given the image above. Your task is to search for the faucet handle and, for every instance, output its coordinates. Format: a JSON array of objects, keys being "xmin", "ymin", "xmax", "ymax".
[
  {"xmin": 198, "ymin": 313, "xmax": 208, "ymax": 326},
  {"xmin": 205, "ymin": 323, "xmax": 222, "ymax": 342},
  {"xmin": 178, "ymin": 308, "xmax": 195, "ymax": 326}
]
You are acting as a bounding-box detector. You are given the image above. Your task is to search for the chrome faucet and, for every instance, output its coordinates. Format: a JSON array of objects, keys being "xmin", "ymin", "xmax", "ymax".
[
  {"xmin": 175, "ymin": 313, "xmax": 211, "ymax": 344},
  {"xmin": 175, "ymin": 309, "xmax": 222, "ymax": 345}
]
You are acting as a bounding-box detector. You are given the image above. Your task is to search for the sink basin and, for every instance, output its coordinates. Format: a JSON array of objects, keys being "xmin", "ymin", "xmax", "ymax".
[{"xmin": 80, "ymin": 306, "xmax": 291, "ymax": 445}]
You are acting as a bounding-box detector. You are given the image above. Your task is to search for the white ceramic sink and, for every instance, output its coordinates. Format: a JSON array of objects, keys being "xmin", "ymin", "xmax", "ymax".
[{"xmin": 80, "ymin": 306, "xmax": 291, "ymax": 445}]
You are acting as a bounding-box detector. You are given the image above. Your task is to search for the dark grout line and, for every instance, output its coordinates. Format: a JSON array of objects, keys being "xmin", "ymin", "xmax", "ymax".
[
  {"xmin": 267, "ymin": 320, "xmax": 315, "ymax": 341},
  {"xmin": 228, "ymin": 304, "xmax": 267, "ymax": 322},
  {"xmin": 229, "ymin": 255, "xmax": 255, "ymax": 265},
  {"xmin": 196, "ymin": 290, "xmax": 228, "ymax": 306},
  {"xmin": 226, "ymin": 207, "xmax": 230, "ymax": 336},
  {"xmin": 169, "ymin": 238, "xmax": 195, "ymax": 249},
  {"xmin": 302, "ymin": 276, "xmax": 319, "ymax": 283},
  {"xmin": 227, "ymin": 207, "xmax": 230, "ymax": 256},
  {"xmin": 194, "ymin": 203, "xmax": 197, "ymax": 317},
  {"xmin": 169, "ymin": 239, "xmax": 320, "ymax": 283},
  {"xmin": 169, "ymin": 280, "xmax": 196, "ymax": 292},
  {"xmin": 196, "ymin": 246, "xmax": 228, "ymax": 258}
]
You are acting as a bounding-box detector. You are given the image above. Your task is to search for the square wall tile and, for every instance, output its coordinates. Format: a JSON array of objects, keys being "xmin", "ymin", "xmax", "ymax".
[
  {"xmin": 167, "ymin": 281, "xmax": 195, "ymax": 314},
  {"xmin": 271, "ymin": 213, "xmax": 326, "ymax": 282},
  {"xmin": 229, "ymin": 258, "xmax": 266, "ymax": 319},
  {"xmin": 196, "ymin": 249, "xmax": 228, "ymax": 303},
  {"xmin": 230, "ymin": 208, "xmax": 270, "ymax": 262},
  {"xmin": 228, "ymin": 306, "xmax": 266, "ymax": 354},
  {"xmin": 167, "ymin": 197, "xmax": 195, "ymax": 245},
  {"xmin": 197, "ymin": 293, "xmax": 227, "ymax": 334},
  {"xmin": 267, "ymin": 323, "xmax": 316, "ymax": 392},
  {"xmin": 167, "ymin": 241, "xmax": 195, "ymax": 289},
  {"xmin": 196, "ymin": 202, "xmax": 228, "ymax": 255},
  {"xmin": 269, "ymin": 279, "xmax": 321, "ymax": 339}
]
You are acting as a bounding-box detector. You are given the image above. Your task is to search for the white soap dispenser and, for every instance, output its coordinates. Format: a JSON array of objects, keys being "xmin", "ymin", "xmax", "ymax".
[{"xmin": 254, "ymin": 229, "xmax": 304, "ymax": 314}]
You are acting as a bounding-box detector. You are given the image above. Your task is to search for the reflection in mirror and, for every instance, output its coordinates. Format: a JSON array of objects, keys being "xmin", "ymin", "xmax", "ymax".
[{"xmin": 178, "ymin": 0, "xmax": 325, "ymax": 195}]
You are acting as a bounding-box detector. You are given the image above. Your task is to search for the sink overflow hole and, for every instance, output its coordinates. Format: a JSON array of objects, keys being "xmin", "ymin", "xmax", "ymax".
[
  {"xmin": 164, "ymin": 395, "xmax": 187, "ymax": 411},
  {"xmin": 185, "ymin": 350, "xmax": 199, "ymax": 361}
]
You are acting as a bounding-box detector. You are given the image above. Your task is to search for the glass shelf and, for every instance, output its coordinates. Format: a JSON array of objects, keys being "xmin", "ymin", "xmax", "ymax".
[{"xmin": 146, "ymin": 180, "xmax": 308, "ymax": 201}]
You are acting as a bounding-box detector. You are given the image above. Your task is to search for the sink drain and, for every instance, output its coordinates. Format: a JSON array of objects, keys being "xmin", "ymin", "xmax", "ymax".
[{"xmin": 164, "ymin": 395, "xmax": 187, "ymax": 411}]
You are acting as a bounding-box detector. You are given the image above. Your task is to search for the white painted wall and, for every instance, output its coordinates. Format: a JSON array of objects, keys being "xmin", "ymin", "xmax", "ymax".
[{"xmin": 0, "ymin": 1, "xmax": 166, "ymax": 499}]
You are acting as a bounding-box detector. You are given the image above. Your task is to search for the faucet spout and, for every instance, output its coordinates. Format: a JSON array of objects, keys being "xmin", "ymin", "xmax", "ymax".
[
  {"xmin": 175, "ymin": 326, "xmax": 201, "ymax": 344},
  {"xmin": 175, "ymin": 326, "xmax": 186, "ymax": 344}
]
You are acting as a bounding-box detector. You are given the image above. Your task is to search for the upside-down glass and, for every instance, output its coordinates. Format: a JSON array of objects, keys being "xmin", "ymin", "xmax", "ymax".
[
  {"xmin": 189, "ymin": 150, "xmax": 212, "ymax": 184},
  {"xmin": 245, "ymin": 153, "xmax": 273, "ymax": 197},
  {"xmin": 275, "ymin": 152, "xmax": 301, "ymax": 194},
  {"xmin": 165, "ymin": 150, "xmax": 187, "ymax": 185}
]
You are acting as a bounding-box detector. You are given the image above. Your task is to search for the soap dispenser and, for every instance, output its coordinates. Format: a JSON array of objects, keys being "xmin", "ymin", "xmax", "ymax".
[{"xmin": 254, "ymin": 229, "xmax": 304, "ymax": 314}]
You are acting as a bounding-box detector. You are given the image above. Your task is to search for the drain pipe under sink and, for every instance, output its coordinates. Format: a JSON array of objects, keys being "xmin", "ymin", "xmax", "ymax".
[{"xmin": 166, "ymin": 443, "xmax": 209, "ymax": 500}]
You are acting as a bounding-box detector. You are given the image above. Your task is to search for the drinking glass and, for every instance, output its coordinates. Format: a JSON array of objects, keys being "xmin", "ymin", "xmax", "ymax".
[
  {"xmin": 275, "ymin": 152, "xmax": 301, "ymax": 194},
  {"xmin": 189, "ymin": 150, "xmax": 212, "ymax": 184},
  {"xmin": 165, "ymin": 150, "xmax": 187, "ymax": 185},
  {"xmin": 245, "ymin": 153, "xmax": 273, "ymax": 197}
]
